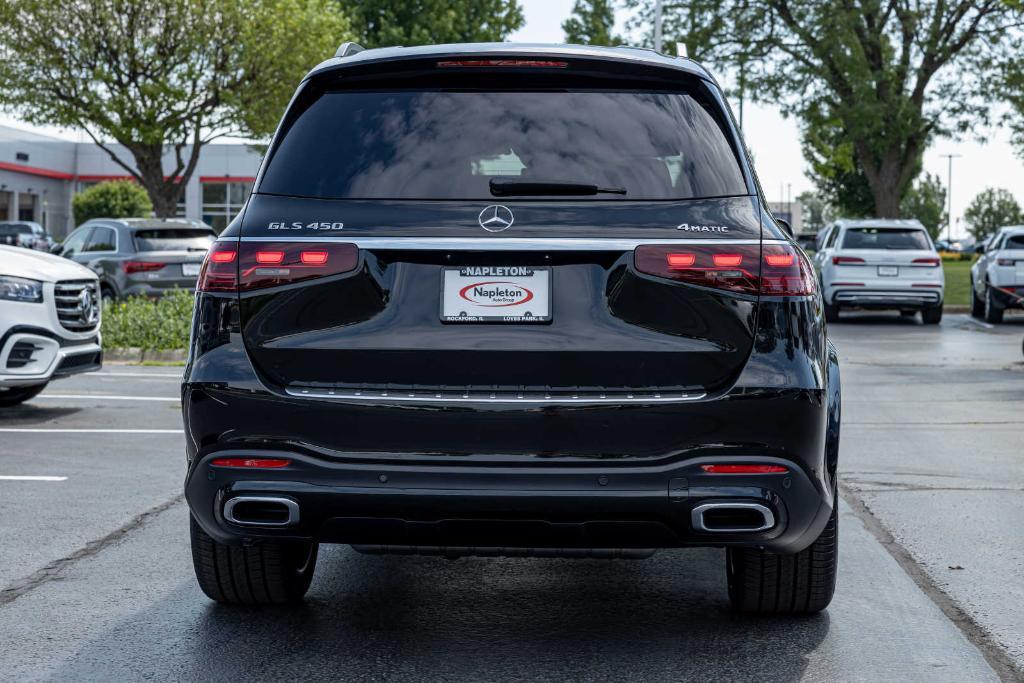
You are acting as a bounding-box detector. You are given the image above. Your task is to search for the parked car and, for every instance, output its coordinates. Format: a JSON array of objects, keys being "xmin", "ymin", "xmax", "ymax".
[
  {"xmin": 183, "ymin": 42, "xmax": 841, "ymax": 614},
  {"xmin": 0, "ymin": 221, "xmax": 54, "ymax": 251},
  {"xmin": 0, "ymin": 245, "xmax": 102, "ymax": 406},
  {"xmin": 795, "ymin": 232, "xmax": 818, "ymax": 253},
  {"xmin": 971, "ymin": 225, "xmax": 1024, "ymax": 323},
  {"xmin": 814, "ymin": 218, "xmax": 944, "ymax": 324},
  {"xmin": 53, "ymin": 218, "xmax": 215, "ymax": 301}
]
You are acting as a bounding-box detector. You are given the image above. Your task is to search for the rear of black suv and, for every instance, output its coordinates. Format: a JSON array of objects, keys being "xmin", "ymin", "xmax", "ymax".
[{"xmin": 183, "ymin": 44, "xmax": 841, "ymax": 613}]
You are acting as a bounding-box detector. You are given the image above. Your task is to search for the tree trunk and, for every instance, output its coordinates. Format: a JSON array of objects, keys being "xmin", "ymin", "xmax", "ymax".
[{"xmin": 125, "ymin": 143, "xmax": 189, "ymax": 218}]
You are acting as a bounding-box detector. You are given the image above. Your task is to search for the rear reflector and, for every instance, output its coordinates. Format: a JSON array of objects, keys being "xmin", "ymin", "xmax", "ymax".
[
  {"xmin": 832, "ymin": 256, "xmax": 866, "ymax": 265},
  {"xmin": 437, "ymin": 59, "xmax": 568, "ymax": 68},
  {"xmin": 701, "ymin": 464, "xmax": 788, "ymax": 474},
  {"xmin": 198, "ymin": 241, "xmax": 359, "ymax": 293},
  {"xmin": 210, "ymin": 458, "xmax": 292, "ymax": 468},
  {"xmin": 123, "ymin": 261, "xmax": 164, "ymax": 274},
  {"xmin": 911, "ymin": 257, "xmax": 941, "ymax": 267},
  {"xmin": 635, "ymin": 243, "xmax": 816, "ymax": 296}
]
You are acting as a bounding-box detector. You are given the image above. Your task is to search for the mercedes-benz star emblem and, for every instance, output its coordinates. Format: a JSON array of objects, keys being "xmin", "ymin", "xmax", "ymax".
[
  {"xmin": 78, "ymin": 288, "xmax": 98, "ymax": 325},
  {"xmin": 478, "ymin": 205, "xmax": 514, "ymax": 232}
]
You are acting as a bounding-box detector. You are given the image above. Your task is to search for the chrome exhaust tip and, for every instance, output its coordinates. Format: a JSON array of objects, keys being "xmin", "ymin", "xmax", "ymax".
[
  {"xmin": 223, "ymin": 496, "xmax": 300, "ymax": 527},
  {"xmin": 691, "ymin": 502, "xmax": 775, "ymax": 533}
]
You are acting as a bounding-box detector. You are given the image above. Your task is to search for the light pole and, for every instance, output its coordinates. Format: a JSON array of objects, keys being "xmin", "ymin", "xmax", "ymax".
[
  {"xmin": 654, "ymin": 0, "xmax": 663, "ymax": 53},
  {"xmin": 940, "ymin": 153, "xmax": 961, "ymax": 241}
]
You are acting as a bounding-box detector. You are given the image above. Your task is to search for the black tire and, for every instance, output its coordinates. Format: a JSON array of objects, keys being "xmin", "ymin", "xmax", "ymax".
[
  {"xmin": 970, "ymin": 280, "xmax": 984, "ymax": 318},
  {"xmin": 984, "ymin": 285, "xmax": 1004, "ymax": 324},
  {"xmin": 190, "ymin": 516, "xmax": 318, "ymax": 604},
  {"xmin": 726, "ymin": 502, "xmax": 838, "ymax": 615},
  {"xmin": 823, "ymin": 302, "xmax": 840, "ymax": 323},
  {"xmin": 101, "ymin": 285, "xmax": 116, "ymax": 306},
  {"xmin": 921, "ymin": 306, "xmax": 943, "ymax": 325},
  {"xmin": 0, "ymin": 383, "xmax": 47, "ymax": 407}
]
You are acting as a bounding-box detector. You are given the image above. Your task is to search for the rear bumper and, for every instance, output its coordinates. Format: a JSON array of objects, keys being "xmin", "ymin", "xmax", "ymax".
[
  {"xmin": 830, "ymin": 287, "xmax": 942, "ymax": 309},
  {"xmin": 185, "ymin": 449, "xmax": 834, "ymax": 554}
]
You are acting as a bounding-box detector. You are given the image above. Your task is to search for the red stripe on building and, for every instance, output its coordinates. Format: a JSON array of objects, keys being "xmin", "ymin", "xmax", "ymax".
[{"xmin": 0, "ymin": 160, "xmax": 73, "ymax": 180}]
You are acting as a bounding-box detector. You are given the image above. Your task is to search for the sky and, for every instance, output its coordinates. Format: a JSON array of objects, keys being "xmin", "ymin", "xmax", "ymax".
[{"xmin": 4, "ymin": 0, "xmax": 1022, "ymax": 240}]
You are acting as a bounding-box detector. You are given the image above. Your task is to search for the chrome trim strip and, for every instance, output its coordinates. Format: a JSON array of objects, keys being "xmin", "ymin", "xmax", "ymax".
[
  {"xmin": 285, "ymin": 387, "xmax": 707, "ymax": 404},
  {"xmin": 240, "ymin": 236, "xmax": 785, "ymax": 251},
  {"xmin": 691, "ymin": 502, "xmax": 775, "ymax": 533},
  {"xmin": 223, "ymin": 496, "xmax": 300, "ymax": 527}
]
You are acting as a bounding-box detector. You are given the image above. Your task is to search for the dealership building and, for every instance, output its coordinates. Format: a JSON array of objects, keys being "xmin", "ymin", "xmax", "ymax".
[{"xmin": 0, "ymin": 124, "xmax": 262, "ymax": 238}]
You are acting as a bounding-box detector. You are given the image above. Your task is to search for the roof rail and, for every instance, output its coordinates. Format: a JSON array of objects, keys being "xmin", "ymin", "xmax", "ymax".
[{"xmin": 335, "ymin": 42, "xmax": 365, "ymax": 58}]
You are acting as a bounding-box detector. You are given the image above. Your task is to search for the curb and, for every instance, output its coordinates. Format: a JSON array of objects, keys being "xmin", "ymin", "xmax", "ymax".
[{"xmin": 104, "ymin": 348, "xmax": 187, "ymax": 363}]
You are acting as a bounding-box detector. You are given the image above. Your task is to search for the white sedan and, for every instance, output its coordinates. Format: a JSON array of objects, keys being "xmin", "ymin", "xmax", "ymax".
[
  {"xmin": 0, "ymin": 245, "xmax": 103, "ymax": 406},
  {"xmin": 813, "ymin": 219, "xmax": 944, "ymax": 324}
]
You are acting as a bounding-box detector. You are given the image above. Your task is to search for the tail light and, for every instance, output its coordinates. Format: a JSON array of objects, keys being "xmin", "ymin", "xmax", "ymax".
[
  {"xmin": 997, "ymin": 258, "xmax": 1016, "ymax": 266},
  {"xmin": 911, "ymin": 257, "xmax": 941, "ymax": 267},
  {"xmin": 437, "ymin": 59, "xmax": 568, "ymax": 68},
  {"xmin": 197, "ymin": 241, "xmax": 358, "ymax": 293},
  {"xmin": 832, "ymin": 256, "xmax": 865, "ymax": 265},
  {"xmin": 123, "ymin": 261, "xmax": 165, "ymax": 274},
  {"xmin": 210, "ymin": 457, "xmax": 292, "ymax": 468},
  {"xmin": 635, "ymin": 243, "xmax": 816, "ymax": 296}
]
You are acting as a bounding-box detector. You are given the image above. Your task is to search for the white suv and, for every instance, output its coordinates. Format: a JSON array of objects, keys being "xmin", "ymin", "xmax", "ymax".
[
  {"xmin": 971, "ymin": 225, "xmax": 1024, "ymax": 323},
  {"xmin": 814, "ymin": 219, "xmax": 944, "ymax": 324},
  {"xmin": 0, "ymin": 244, "xmax": 103, "ymax": 406}
]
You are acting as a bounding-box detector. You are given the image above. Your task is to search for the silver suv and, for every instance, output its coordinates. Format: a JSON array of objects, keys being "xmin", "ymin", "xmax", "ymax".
[
  {"xmin": 971, "ymin": 225, "xmax": 1024, "ymax": 323},
  {"xmin": 54, "ymin": 218, "xmax": 215, "ymax": 301}
]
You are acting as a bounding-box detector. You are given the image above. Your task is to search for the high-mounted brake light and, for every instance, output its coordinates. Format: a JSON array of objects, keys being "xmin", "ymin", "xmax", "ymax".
[
  {"xmin": 832, "ymin": 256, "xmax": 865, "ymax": 265},
  {"xmin": 911, "ymin": 257, "xmax": 941, "ymax": 267},
  {"xmin": 701, "ymin": 464, "xmax": 789, "ymax": 474},
  {"xmin": 437, "ymin": 59, "xmax": 568, "ymax": 68},
  {"xmin": 636, "ymin": 243, "xmax": 816, "ymax": 296},
  {"xmin": 123, "ymin": 261, "xmax": 164, "ymax": 274},
  {"xmin": 210, "ymin": 458, "xmax": 292, "ymax": 468}
]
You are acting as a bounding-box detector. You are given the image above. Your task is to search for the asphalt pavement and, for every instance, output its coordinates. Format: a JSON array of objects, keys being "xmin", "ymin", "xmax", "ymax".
[{"xmin": 0, "ymin": 313, "xmax": 1021, "ymax": 681}]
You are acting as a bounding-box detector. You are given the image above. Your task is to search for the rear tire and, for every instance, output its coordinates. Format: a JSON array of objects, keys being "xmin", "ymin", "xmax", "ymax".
[
  {"xmin": 984, "ymin": 285, "xmax": 1004, "ymax": 324},
  {"xmin": 190, "ymin": 516, "xmax": 318, "ymax": 604},
  {"xmin": 921, "ymin": 306, "xmax": 943, "ymax": 325},
  {"xmin": 824, "ymin": 302, "xmax": 840, "ymax": 323},
  {"xmin": 0, "ymin": 383, "xmax": 47, "ymax": 407},
  {"xmin": 726, "ymin": 501, "xmax": 838, "ymax": 615}
]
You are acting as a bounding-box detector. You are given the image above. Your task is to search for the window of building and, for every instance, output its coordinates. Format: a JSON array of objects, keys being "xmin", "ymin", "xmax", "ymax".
[{"xmin": 202, "ymin": 181, "xmax": 252, "ymax": 232}]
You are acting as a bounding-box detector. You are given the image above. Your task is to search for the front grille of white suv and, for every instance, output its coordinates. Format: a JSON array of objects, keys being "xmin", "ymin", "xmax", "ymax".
[{"xmin": 54, "ymin": 280, "xmax": 101, "ymax": 332}]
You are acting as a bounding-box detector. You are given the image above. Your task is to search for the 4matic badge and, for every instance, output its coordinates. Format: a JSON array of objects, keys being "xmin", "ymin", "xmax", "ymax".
[
  {"xmin": 268, "ymin": 221, "xmax": 344, "ymax": 231},
  {"xmin": 676, "ymin": 222, "xmax": 730, "ymax": 233}
]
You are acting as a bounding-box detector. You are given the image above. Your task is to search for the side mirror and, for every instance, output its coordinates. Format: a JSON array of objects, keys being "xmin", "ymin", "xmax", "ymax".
[
  {"xmin": 776, "ymin": 218, "xmax": 794, "ymax": 237},
  {"xmin": 50, "ymin": 243, "xmax": 64, "ymax": 255}
]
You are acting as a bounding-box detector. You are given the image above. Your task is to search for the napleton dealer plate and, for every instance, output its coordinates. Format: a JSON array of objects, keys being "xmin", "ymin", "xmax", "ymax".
[{"xmin": 441, "ymin": 266, "xmax": 551, "ymax": 322}]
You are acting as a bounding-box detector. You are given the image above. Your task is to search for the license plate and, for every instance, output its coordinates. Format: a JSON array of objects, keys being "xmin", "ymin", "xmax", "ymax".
[
  {"xmin": 182, "ymin": 263, "xmax": 201, "ymax": 277},
  {"xmin": 877, "ymin": 265, "xmax": 899, "ymax": 277},
  {"xmin": 442, "ymin": 267, "xmax": 551, "ymax": 322}
]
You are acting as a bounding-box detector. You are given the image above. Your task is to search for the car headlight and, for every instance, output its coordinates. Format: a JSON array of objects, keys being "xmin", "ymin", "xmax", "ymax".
[{"xmin": 0, "ymin": 276, "xmax": 44, "ymax": 303}]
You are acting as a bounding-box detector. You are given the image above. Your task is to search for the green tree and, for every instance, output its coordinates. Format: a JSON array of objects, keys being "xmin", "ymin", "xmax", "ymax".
[
  {"xmin": 796, "ymin": 191, "xmax": 834, "ymax": 233},
  {"xmin": 801, "ymin": 106, "xmax": 875, "ymax": 218},
  {"xmin": 625, "ymin": 1, "xmax": 1018, "ymax": 218},
  {"xmin": 900, "ymin": 172, "xmax": 947, "ymax": 240},
  {"xmin": 563, "ymin": 0, "xmax": 623, "ymax": 46},
  {"xmin": 964, "ymin": 188, "xmax": 1024, "ymax": 240},
  {"xmin": 72, "ymin": 181, "xmax": 153, "ymax": 226},
  {"xmin": 0, "ymin": 0, "xmax": 351, "ymax": 218},
  {"xmin": 349, "ymin": 0, "xmax": 524, "ymax": 49}
]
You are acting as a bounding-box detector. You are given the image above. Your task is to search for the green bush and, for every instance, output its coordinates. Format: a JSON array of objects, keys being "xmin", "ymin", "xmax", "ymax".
[
  {"xmin": 73, "ymin": 180, "xmax": 153, "ymax": 226},
  {"xmin": 102, "ymin": 289, "xmax": 194, "ymax": 351}
]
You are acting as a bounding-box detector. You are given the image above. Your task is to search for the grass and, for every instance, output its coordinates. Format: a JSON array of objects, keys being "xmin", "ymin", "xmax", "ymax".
[{"xmin": 942, "ymin": 259, "xmax": 975, "ymax": 307}]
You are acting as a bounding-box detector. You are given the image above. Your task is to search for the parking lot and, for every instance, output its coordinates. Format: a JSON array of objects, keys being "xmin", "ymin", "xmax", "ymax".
[{"xmin": 0, "ymin": 313, "xmax": 1022, "ymax": 681}]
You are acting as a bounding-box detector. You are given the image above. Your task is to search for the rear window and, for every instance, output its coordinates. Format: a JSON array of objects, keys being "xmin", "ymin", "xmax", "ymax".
[
  {"xmin": 0, "ymin": 223, "xmax": 33, "ymax": 236},
  {"xmin": 842, "ymin": 228, "xmax": 931, "ymax": 250},
  {"xmin": 132, "ymin": 229, "xmax": 214, "ymax": 252},
  {"xmin": 1005, "ymin": 235, "xmax": 1024, "ymax": 249},
  {"xmin": 259, "ymin": 89, "xmax": 748, "ymax": 201}
]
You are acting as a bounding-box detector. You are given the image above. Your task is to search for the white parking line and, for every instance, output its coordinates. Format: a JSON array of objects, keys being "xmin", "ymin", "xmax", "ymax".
[
  {"xmin": 96, "ymin": 372, "xmax": 182, "ymax": 379},
  {"xmin": 0, "ymin": 475, "xmax": 68, "ymax": 481},
  {"xmin": 35, "ymin": 394, "xmax": 179, "ymax": 402},
  {"xmin": 0, "ymin": 428, "xmax": 182, "ymax": 434}
]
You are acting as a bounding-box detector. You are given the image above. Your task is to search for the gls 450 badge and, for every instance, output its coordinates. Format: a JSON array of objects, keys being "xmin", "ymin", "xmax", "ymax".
[{"xmin": 268, "ymin": 221, "xmax": 344, "ymax": 231}]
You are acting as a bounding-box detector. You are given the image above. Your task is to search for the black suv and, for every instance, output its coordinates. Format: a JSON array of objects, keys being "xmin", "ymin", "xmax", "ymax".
[{"xmin": 183, "ymin": 43, "xmax": 841, "ymax": 614}]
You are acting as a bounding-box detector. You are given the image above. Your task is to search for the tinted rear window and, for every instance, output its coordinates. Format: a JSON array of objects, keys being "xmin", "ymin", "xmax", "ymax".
[
  {"xmin": 1005, "ymin": 235, "xmax": 1024, "ymax": 249},
  {"xmin": 132, "ymin": 229, "xmax": 214, "ymax": 252},
  {"xmin": 259, "ymin": 89, "xmax": 747, "ymax": 201},
  {"xmin": 0, "ymin": 223, "xmax": 33, "ymax": 235},
  {"xmin": 842, "ymin": 228, "xmax": 931, "ymax": 250}
]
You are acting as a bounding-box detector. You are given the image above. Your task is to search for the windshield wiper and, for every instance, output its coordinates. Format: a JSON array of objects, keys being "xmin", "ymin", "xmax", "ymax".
[{"xmin": 489, "ymin": 178, "xmax": 627, "ymax": 197}]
